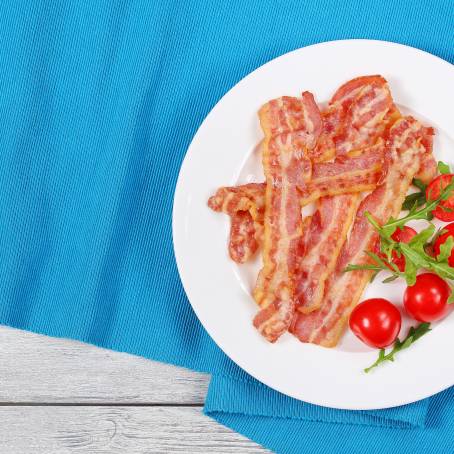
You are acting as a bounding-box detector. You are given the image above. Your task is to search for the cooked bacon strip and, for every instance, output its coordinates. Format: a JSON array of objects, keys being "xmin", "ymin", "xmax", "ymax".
[
  {"xmin": 208, "ymin": 148, "xmax": 384, "ymax": 262},
  {"xmin": 228, "ymin": 211, "xmax": 261, "ymax": 263},
  {"xmin": 334, "ymin": 78, "xmax": 394, "ymax": 156},
  {"xmin": 415, "ymin": 151, "xmax": 437, "ymax": 184},
  {"xmin": 293, "ymin": 76, "xmax": 398, "ymax": 314},
  {"xmin": 312, "ymin": 77, "xmax": 373, "ymax": 161},
  {"xmin": 303, "ymin": 145, "xmax": 383, "ymax": 203},
  {"xmin": 291, "ymin": 117, "xmax": 434, "ymax": 347},
  {"xmin": 208, "ymin": 149, "xmax": 383, "ymax": 216},
  {"xmin": 315, "ymin": 75, "xmax": 396, "ymax": 161},
  {"xmin": 208, "ymin": 183, "xmax": 265, "ymax": 218},
  {"xmin": 293, "ymin": 194, "xmax": 360, "ymax": 315},
  {"xmin": 252, "ymin": 92, "xmax": 322, "ymax": 342},
  {"xmin": 208, "ymin": 183, "xmax": 265, "ymax": 262}
]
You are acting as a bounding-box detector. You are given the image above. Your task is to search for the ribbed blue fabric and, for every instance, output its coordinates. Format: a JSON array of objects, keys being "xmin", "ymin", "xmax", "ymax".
[
  {"xmin": 0, "ymin": 2, "xmax": 452, "ymax": 453},
  {"xmin": 205, "ymin": 375, "xmax": 431, "ymax": 429},
  {"xmin": 209, "ymin": 386, "xmax": 454, "ymax": 454}
]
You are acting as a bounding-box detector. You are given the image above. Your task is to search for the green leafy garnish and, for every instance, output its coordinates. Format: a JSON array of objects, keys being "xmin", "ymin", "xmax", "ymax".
[
  {"xmin": 402, "ymin": 192, "xmax": 426, "ymax": 211},
  {"xmin": 438, "ymin": 161, "xmax": 451, "ymax": 175},
  {"xmin": 413, "ymin": 178, "xmax": 429, "ymax": 191},
  {"xmin": 364, "ymin": 323, "xmax": 431, "ymax": 373},
  {"xmin": 436, "ymin": 236, "xmax": 454, "ymax": 262},
  {"xmin": 346, "ymin": 221, "xmax": 454, "ymax": 291},
  {"xmin": 402, "ymin": 178, "xmax": 427, "ymax": 211},
  {"xmin": 448, "ymin": 290, "xmax": 454, "ymax": 304},
  {"xmin": 343, "ymin": 249, "xmax": 404, "ymax": 284},
  {"xmin": 368, "ymin": 177, "xmax": 454, "ymax": 239},
  {"xmin": 344, "ymin": 177, "xmax": 454, "ymax": 299}
]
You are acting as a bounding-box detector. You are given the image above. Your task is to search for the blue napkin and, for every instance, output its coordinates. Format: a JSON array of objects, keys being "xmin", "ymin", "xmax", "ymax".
[{"xmin": 1, "ymin": 1, "xmax": 452, "ymax": 453}]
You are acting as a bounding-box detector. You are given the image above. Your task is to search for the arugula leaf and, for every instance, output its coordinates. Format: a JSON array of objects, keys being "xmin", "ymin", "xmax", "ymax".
[
  {"xmin": 364, "ymin": 212, "xmax": 382, "ymax": 233},
  {"xmin": 343, "ymin": 223, "xmax": 454, "ymax": 287},
  {"xmin": 364, "ymin": 251, "xmax": 391, "ymax": 270},
  {"xmin": 399, "ymin": 243, "xmax": 428, "ymax": 269},
  {"xmin": 382, "ymin": 275, "xmax": 399, "ymax": 284},
  {"xmin": 377, "ymin": 178, "xmax": 454, "ymax": 236},
  {"xmin": 344, "ymin": 246, "xmax": 410, "ymax": 287},
  {"xmin": 413, "ymin": 178, "xmax": 428, "ymax": 191},
  {"xmin": 343, "ymin": 251, "xmax": 402, "ymax": 282},
  {"xmin": 427, "ymin": 261, "xmax": 454, "ymax": 280},
  {"xmin": 408, "ymin": 224, "xmax": 435, "ymax": 251},
  {"xmin": 364, "ymin": 323, "xmax": 431, "ymax": 373},
  {"xmin": 343, "ymin": 263, "xmax": 382, "ymax": 273},
  {"xmin": 438, "ymin": 161, "xmax": 451, "ymax": 175},
  {"xmin": 403, "ymin": 255, "xmax": 417, "ymax": 286},
  {"xmin": 402, "ymin": 192, "xmax": 426, "ymax": 211},
  {"xmin": 402, "ymin": 178, "xmax": 427, "ymax": 211},
  {"xmin": 427, "ymin": 226, "xmax": 449, "ymax": 251},
  {"xmin": 436, "ymin": 236, "xmax": 454, "ymax": 262},
  {"xmin": 438, "ymin": 204, "xmax": 454, "ymax": 213},
  {"xmin": 398, "ymin": 242, "xmax": 454, "ymax": 280}
]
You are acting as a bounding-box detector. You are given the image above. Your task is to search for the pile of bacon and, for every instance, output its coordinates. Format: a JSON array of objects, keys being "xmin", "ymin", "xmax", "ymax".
[{"xmin": 208, "ymin": 76, "xmax": 436, "ymax": 347}]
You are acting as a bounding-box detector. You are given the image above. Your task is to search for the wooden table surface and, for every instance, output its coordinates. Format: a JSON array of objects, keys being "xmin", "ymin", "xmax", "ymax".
[{"xmin": 0, "ymin": 326, "xmax": 269, "ymax": 453}]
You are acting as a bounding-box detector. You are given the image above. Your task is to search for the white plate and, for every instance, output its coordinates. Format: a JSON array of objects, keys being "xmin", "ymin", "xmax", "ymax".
[{"xmin": 173, "ymin": 40, "xmax": 454, "ymax": 410}]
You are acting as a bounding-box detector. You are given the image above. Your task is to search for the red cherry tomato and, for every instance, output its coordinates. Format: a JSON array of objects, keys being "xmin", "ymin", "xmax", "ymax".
[
  {"xmin": 349, "ymin": 298, "xmax": 402, "ymax": 348},
  {"xmin": 426, "ymin": 174, "xmax": 454, "ymax": 221},
  {"xmin": 391, "ymin": 225, "xmax": 418, "ymax": 243},
  {"xmin": 390, "ymin": 226, "xmax": 417, "ymax": 271},
  {"xmin": 433, "ymin": 223, "xmax": 454, "ymax": 267},
  {"xmin": 403, "ymin": 273, "xmax": 450, "ymax": 322},
  {"xmin": 374, "ymin": 226, "xmax": 417, "ymax": 272}
]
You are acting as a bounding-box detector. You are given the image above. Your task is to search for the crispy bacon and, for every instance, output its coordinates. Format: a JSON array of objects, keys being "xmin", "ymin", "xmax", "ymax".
[
  {"xmin": 292, "ymin": 76, "xmax": 398, "ymax": 314},
  {"xmin": 252, "ymin": 92, "xmax": 322, "ymax": 342},
  {"xmin": 228, "ymin": 211, "xmax": 261, "ymax": 262},
  {"xmin": 208, "ymin": 148, "xmax": 384, "ymax": 262},
  {"xmin": 291, "ymin": 117, "xmax": 435, "ymax": 347},
  {"xmin": 334, "ymin": 80, "xmax": 394, "ymax": 156},
  {"xmin": 303, "ymin": 145, "xmax": 383, "ymax": 203},
  {"xmin": 209, "ymin": 148, "xmax": 383, "ymax": 215},
  {"xmin": 415, "ymin": 151, "xmax": 437, "ymax": 184},
  {"xmin": 293, "ymin": 194, "xmax": 360, "ymax": 315},
  {"xmin": 315, "ymin": 76, "xmax": 396, "ymax": 161},
  {"xmin": 208, "ymin": 183, "xmax": 265, "ymax": 218},
  {"xmin": 208, "ymin": 183, "xmax": 265, "ymax": 262},
  {"xmin": 312, "ymin": 77, "xmax": 374, "ymax": 161}
]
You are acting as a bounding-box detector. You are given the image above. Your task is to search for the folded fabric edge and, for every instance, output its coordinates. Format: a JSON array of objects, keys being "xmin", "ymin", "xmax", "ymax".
[
  {"xmin": 205, "ymin": 374, "xmax": 429, "ymax": 429},
  {"xmin": 204, "ymin": 410, "xmax": 417, "ymax": 454}
]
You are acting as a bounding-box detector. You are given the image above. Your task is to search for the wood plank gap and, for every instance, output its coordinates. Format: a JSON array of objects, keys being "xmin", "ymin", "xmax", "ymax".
[{"xmin": 0, "ymin": 402, "xmax": 205, "ymax": 407}]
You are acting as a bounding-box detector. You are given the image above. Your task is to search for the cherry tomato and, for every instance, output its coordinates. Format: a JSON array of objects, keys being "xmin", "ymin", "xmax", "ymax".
[
  {"xmin": 374, "ymin": 226, "xmax": 417, "ymax": 272},
  {"xmin": 390, "ymin": 226, "xmax": 417, "ymax": 271},
  {"xmin": 349, "ymin": 298, "xmax": 402, "ymax": 348},
  {"xmin": 403, "ymin": 273, "xmax": 450, "ymax": 322},
  {"xmin": 426, "ymin": 174, "xmax": 454, "ymax": 221},
  {"xmin": 433, "ymin": 223, "xmax": 454, "ymax": 267}
]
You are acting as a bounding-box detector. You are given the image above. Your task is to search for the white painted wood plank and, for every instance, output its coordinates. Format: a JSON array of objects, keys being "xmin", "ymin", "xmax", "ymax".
[
  {"xmin": 0, "ymin": 326, "xmax": 209, "ymax": 404},
  {"xmin": 0, "ymin": 406, "xmax": 269, "ymax": 453}
]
